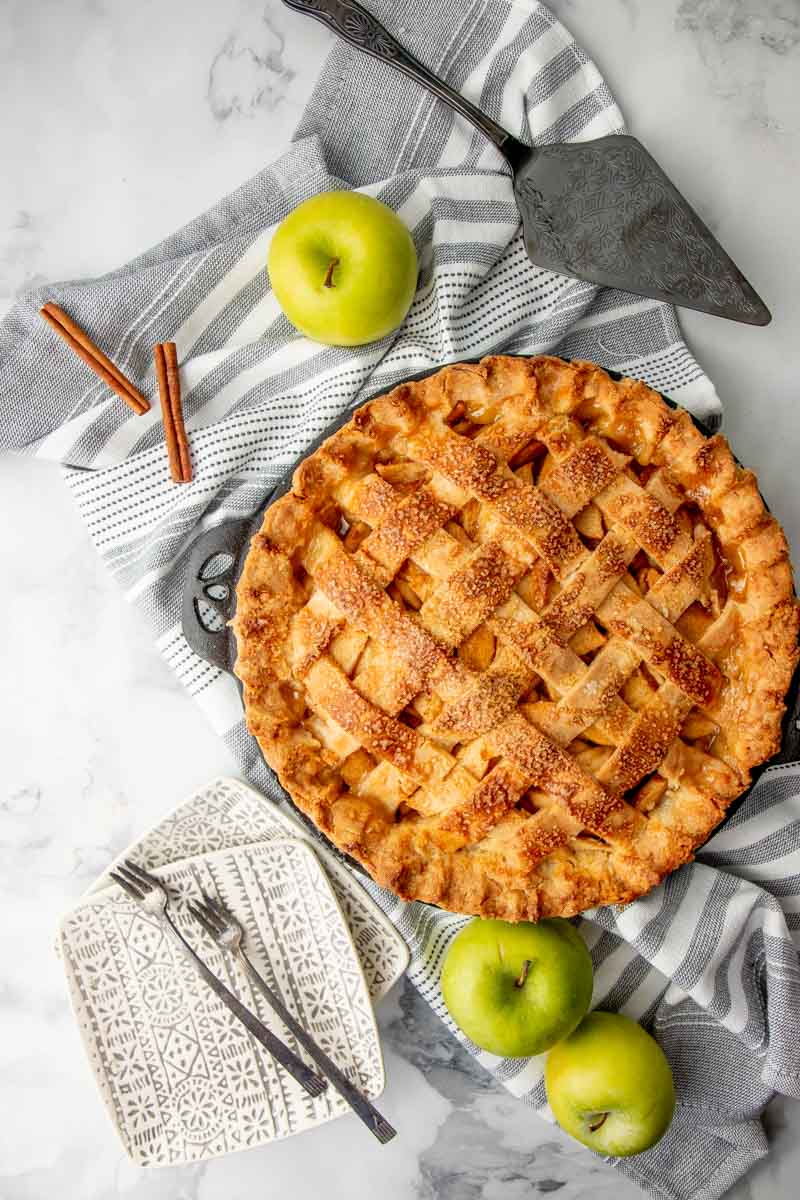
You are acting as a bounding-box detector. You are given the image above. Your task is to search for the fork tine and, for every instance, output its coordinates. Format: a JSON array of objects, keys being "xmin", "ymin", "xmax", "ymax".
[
  {"xmin": 194, "ymin": 900, "xmax": 226, "ymax": 932},
  {"xmin": 122, "ymin": 858, "xmax": 161, "ymax": 887},
  {"xmin": 200, "ymin": 891, "xmax": 229, "ymax": 920},
  {"xmin": 187, "ymin": 903, "xmax": 220, "ymax": 940},
  {"xmin": 110, "ymin": 870, "xmax": 144, "ymax": 900},
  {"xmin": 204, "ymin": 893, "xmax": 230, "ymax": 920},
  {"xmin": 114, "ymin": 862, "xmax": 151, "ymax": 890}
]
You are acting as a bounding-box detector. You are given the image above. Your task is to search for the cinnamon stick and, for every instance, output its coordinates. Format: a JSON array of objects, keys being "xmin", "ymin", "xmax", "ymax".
[
  {"xmin": 39, "ymin": 303, "xmax": 149, "ymax": 415},
  {"xmin": 154, "ymin": 342, "xmax": 192, "ymax": 483},
  {"xmin": 164, "ymin": 342, "xmax": 191, "ymax": 482}
]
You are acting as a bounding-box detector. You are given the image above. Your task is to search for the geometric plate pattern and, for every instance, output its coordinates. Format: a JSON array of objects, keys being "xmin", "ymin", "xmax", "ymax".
[
  {"xmin": 59, "ymin": 839, "xmax": 385, "ymax": 1166},
  {"xmin": 83, "ymin": 775, "xmax": 409, "ymax": 1003}
]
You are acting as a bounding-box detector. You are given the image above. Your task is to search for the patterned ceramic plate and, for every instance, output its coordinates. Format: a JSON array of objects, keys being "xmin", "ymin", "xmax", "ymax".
[
  {"xmin": 85, "ymin": 776, "xmax": 409, "ymax": 1002},
  {"xmin": 60, "ymin": 840, "xmax": 385, "ymax": 1166}
]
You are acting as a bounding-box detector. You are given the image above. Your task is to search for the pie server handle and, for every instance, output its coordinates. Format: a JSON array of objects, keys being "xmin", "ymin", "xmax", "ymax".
[
  {"xmin": 280, "ymin": 0, "xmax": 524, "ymax": 163},
  {"xmin": 182, "ymin": 518, "xmax": 252, "ymax": 672}
]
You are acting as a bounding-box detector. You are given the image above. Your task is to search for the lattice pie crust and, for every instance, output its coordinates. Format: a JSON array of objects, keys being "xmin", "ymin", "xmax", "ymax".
[{"xmin": 233, "ymin": 357, "xmax": 799, "ymax": 920}]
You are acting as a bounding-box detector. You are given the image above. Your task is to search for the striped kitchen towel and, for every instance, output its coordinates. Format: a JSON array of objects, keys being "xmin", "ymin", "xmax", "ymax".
[{"xmin": 1, "ymin": 1, "xmax": 798, "ymax": 1197}]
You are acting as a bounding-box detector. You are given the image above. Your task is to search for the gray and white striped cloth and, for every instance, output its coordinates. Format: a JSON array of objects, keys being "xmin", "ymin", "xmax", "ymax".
[{"xmin": 1, "ymin": 2, "xmax": 798, "ymax": 1197}]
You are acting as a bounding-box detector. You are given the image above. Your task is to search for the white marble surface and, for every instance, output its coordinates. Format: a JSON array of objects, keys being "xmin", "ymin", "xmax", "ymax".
[{"xmin": 1, "ymin": 1, "xmax": 798, "ymax": 1198}]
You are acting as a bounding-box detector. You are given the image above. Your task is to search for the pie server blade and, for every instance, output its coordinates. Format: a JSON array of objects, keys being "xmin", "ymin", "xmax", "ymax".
[
  {"xmin": 509, "ymin": 135, "xmax": 770, "ymax": 325},
  {"xmin": 282, "ymin": 0, "xmax": 771, "ymax": 326}
]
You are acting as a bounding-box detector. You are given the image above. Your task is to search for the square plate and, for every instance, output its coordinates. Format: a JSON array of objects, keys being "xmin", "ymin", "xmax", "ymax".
[
  {"xmin": 59, "ymin": 840, "xmax": 385, "ymax": 1165},
  {"xmin": 84, "ymin": 776, "xmax": 409, "ymax": 1003}
]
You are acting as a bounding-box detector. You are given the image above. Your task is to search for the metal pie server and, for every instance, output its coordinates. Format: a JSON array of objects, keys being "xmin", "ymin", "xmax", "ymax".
[{"xmin": 282, "ymin": 0, "xmax": 770, "ymax": 326}]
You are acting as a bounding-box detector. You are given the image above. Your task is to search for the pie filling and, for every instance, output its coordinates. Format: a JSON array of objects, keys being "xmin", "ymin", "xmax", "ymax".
[{"xmin": 233, "ymin": 356, "xmax": 799, "ymax": 921}]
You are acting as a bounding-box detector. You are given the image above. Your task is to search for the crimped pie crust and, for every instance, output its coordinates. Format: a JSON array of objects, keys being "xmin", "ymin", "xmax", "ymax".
[{"xmin": 233, "ymin": 356, "xmax": 799, "ymax": 920}]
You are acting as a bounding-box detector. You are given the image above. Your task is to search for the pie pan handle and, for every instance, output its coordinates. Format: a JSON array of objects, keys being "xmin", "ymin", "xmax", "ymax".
[
  {"xmin": 774, "ymin": 666, "xmax": 800, "ymax": 766},
  {"xmin": 181, "ymin": 518, "xmax": 252, "ymax": 673}
]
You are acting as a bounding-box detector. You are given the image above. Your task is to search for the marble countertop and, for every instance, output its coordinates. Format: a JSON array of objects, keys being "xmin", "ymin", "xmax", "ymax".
[{"xmin": 1, "ymin": 2, "xmax": 798, "ymax": 1198}]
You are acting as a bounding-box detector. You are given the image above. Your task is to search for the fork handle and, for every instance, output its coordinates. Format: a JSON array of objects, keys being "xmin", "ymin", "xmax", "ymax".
[
  {"xmin": 281, "ymin": 0, "xmax": 526, "ymax": 167},
  {"xmin": 160, "ymin": 914, "xmax": 327, "ymax": 1099},
  {"xmin": 238, "ymin": 947, "xmax": 396, "ymax": 1143}
]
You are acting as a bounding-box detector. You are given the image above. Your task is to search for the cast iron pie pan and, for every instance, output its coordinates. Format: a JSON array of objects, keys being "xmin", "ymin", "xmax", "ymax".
[{"xmin": 182, "ymin": 358, "xmax": 800, "ymax": 877}]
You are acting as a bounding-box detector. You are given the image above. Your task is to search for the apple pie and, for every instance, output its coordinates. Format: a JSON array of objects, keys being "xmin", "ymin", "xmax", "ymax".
[{"xmin": 233, "ymin": 356, "xmax": 798, "ymax": 920}]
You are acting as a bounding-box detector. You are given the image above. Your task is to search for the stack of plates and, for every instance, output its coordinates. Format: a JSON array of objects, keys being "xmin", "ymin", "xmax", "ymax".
[{"xmin": 57, "ymin": 776, "xmax": 409, "ymax": 1165}]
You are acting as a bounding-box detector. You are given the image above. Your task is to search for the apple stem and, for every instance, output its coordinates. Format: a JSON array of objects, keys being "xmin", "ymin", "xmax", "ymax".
[
  {"xmin": 323, "ymin": 257, "xmax": 340, "ymax": 288},
  {"xmin": 514, "ymin": 959, "xmax": 532, "ymax": 988},
  {"xmin": 588, "ymin": 1113, "xmax": 609, "ymax": 1133}
]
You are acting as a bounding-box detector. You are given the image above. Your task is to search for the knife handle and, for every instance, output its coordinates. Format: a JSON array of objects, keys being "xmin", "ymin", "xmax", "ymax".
[{"xmin": 282, "ymin": 0, "xmax": 524, "ymax": 165}]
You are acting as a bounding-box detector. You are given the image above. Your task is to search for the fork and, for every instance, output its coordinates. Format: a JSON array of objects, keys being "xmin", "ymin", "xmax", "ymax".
[
  {"xmin": 188, "ymin": 891, "xmax": 397, "ymax": 1144},
  {"xmin": 109, "ymin": 860, "xmax": 327, "ymax": 1100}
]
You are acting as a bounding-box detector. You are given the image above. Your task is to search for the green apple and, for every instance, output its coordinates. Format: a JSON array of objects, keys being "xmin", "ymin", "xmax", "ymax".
[
  {"xmin": 267, "ymin": 190, "xmax": 418, "ymax": 346},
  {"xmin": 440, "ymin": 917, "xmax": 593, "ymax": 1058},
  {"xmin": 545, "ymin": 1011, "xmax": 675, "ymax": 1157}
]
